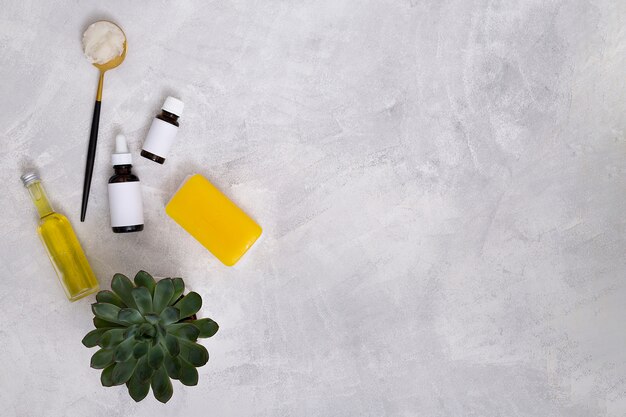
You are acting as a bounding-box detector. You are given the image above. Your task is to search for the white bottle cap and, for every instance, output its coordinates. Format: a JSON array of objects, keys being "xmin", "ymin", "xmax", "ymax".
[
  {"xmin": 162, "ymin": 96, "xmax": 184, "ymax": 116},
  {"xmin": 112, "ymin": 134, "xmax": 133, "ymax": 166}
]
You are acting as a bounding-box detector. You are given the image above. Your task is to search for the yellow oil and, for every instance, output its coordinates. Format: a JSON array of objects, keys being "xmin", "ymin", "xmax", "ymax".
[{"xmin": 27, "ymin": 179, "xmax": 99, "ymax": 301}]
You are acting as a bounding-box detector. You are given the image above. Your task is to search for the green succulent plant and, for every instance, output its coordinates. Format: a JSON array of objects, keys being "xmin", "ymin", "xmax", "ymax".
[{"xmin": 82, "ymin": 271, "xmax": 219, "ymax": 403}]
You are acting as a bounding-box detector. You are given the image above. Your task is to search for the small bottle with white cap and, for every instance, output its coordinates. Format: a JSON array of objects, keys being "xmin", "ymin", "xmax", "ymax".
[
  {"xmin": 108, "ymin": 134, "xmax": 144, "ymax": 233},
  {"xmin": 140, "ymin": 96, "xmax": 184, "ymax": 164}
]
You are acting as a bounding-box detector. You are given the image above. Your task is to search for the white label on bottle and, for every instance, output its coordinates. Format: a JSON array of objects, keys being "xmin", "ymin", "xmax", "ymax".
[
  {"xmin": 108, "ymin": 181, "xmax": 144, "ymax": 227},
  {"xmin": 142, "ymin": 118, "xmax": 179, "ymax": 159}
]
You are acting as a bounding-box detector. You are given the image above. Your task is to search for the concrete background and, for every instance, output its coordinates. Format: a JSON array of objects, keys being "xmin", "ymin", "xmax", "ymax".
[{"xmin": 1, "ymin": 0, "xmax": 625, "ymax": 416}]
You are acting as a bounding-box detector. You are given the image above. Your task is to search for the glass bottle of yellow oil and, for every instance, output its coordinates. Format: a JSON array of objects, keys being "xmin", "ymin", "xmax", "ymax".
[{"xmin": 21, "ymin": 172, "xmax": 99, "ymax": 301}]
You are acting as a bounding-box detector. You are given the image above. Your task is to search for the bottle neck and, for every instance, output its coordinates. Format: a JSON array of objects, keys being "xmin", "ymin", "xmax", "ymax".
[
  {"xmin": 114, "ymin": 164, "xmax": 132, "ymax": 175},
  {"xmin": 159, "ymin": 110, "xmax": 179, "ymax": 125},
  {"xmin": 26, "ymin": 181, "xmax": 54, "ymax": 218}
]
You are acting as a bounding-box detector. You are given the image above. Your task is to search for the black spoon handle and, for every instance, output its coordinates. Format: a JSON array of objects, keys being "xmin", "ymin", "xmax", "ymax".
[{"xmin": 80, "ymin": 99, "xmax": 101, "ymax": 222}]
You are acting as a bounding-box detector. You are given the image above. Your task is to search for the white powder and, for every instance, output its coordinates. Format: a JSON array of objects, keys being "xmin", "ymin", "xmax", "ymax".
[{"xmin": 82, "ymin": 21, "xmax": 125, "ymax": 65}]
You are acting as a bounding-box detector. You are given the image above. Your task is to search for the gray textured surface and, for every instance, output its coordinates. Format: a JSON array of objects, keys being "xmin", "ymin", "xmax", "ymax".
[{"xmin": 1, "ymin": 0, "xmax": 625, "ymax": 416}]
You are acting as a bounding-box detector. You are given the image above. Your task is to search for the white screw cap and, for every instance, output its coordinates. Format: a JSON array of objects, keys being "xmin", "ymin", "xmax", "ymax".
[{"xmin": 162, "ymin": 96, "xmax": 184, "ymax": 117}]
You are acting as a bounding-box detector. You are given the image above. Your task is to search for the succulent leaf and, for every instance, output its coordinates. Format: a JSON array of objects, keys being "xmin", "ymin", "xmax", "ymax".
[
  {"xmin": 152, "ymin": 279, "xmax": 175, "ymax": 313},
  {"xmin": 96, "ymin": 290, "xmax": 126, "ymax": 308},
  {"xmin": 127, "ymin": 371, "xmax": 151, "ymax": 402},
  {"xmin": 92, "ymin": 303, "xmax": 122, "ymax": 323},
  {"xmin": 163, "ymin": 334, "xmax": 180, "ymax": 356},
  {"xmin": 124, "ymin": 325, "xmax": 139, "ymax": 339},
  {"xmin": 111, "ymin": 358, "xmax": 138, "ymax": 385},
  {"xmin": 167, "ymin": 323, "xmax": 200, "ymax": 341},
  {"xmin": 160, "ymin": 306, "xmax": 179, "ymax": 325},
  {"xmin": 114, "ymin": 337, "xmax": 136, "ymax": 363},
  {"xmin": 131, "ymin": 287, "xmax": 153, "ymax": 315},
  {"xmin": 192, "ymin": 318, "xmax": 219, "ymax": 338},
  {"xmin": 151, "ymin": 366, "xmax": 173, "ymax": 403},
  {"xmin": 178, "ymin": 339, "xmax": 209, "ymax": 367},
  {"xmin": 136, "ymin": 355, "xmax": 154, "ymax": 382},
  {"xmin": 90, "ymin": 348, "xmax": 114, "ymax": 369},
  {"xmin": 133, "ymin": 341, "xmax": 149, "ymax": 359},
  {"xmin": 169, "ymin": 278, "xmax": 185, "ymax": 305},
  {"xmin": 111, "ymin": 273, "xmax": 138, "ymax": 309},
  {"xmin": 148, "ymin": 345, "xmax": 165, "ymax": 369},
  {"xmin": 118, "ymin": 308, "xmax": 145, "ymax": 325},
  {"xmin": 134, "ymin": 271, "xmax": 156, "ymax": 295},
  {"xmin": 175, "ymin": 292, "xmax": 202, "ymax": 319},
  {"xmin": 101, "ymin": 363, "xmax": 116, "ymax": 387},
  {"xmin": 136, "ymin": 323, "xmax": 156, "ymax": 340},
  {"xmin": 82, "ymin": 328, "xmax": 107, "ymax": 348},
  {"xmin": 178, "ymin": 358, "xmax": 199, "ymax": 386},
  {"xmin": 93, "ymin": 317, "xmax": 124, "ymax": 329},
  {"xmin": 163, "ymin": 354, "xmax": 181, "ymax": 380},
  {"xmin": 100, "ymin": 328, "xmax": 126, "ymax": 348}
]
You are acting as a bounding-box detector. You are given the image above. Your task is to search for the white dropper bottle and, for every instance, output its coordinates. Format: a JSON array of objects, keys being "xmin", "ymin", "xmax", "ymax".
[{"xmin": 108, "ymin": 134, "xmax": 144, "ymax": 233}]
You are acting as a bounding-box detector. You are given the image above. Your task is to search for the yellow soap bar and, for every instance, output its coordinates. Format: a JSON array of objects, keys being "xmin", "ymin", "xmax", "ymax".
[{"xmin": 165, "ymin": 174, "xmax": 262, "ymax": 266}]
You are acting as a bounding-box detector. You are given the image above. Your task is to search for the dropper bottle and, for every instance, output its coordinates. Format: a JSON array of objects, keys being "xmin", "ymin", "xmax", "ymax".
[
  {"xmin": 108, "ymin": 134, "xmax": 144, "ymax": 233},
  {"xmin": 21, "ymin": 172, "xmax": 99, "ymax": 301}
]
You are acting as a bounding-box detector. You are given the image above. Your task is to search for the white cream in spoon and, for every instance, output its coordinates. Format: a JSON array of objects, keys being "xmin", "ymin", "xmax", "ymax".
[{"xmin": 82, "ymin": 21, "xmax": 125, "ymax": 64}]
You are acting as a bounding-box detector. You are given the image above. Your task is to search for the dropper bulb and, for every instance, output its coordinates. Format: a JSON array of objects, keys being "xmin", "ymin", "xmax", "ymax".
[
  {"xmin": 116, "ymin": 134, "xmax": 129, "ymax": 153},
  {"xmin": 111, "ymin": 134, "xmax": 132, "ymax": 166}
]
